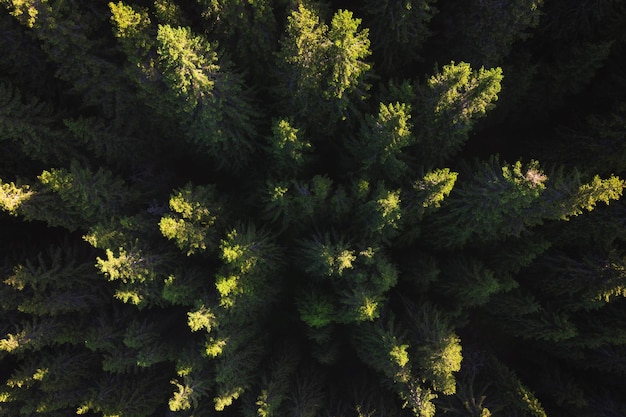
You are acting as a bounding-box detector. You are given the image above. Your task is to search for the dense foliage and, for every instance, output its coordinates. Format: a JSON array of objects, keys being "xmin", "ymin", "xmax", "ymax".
[{"xmin": 1, "ymin": 1, "xmax": 626, "ymax": 416}]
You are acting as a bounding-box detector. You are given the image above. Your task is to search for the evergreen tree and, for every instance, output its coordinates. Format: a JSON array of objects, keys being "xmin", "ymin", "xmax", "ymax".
[
  {"xmin": 414, "ymin": 62, "xmax": 503, "ymax": 165},
  {"xmin": 427, "ymin": 158, "xmax": 624, "ymax": 248},
  {"xmin": 159, "ymin": 183, "xmax": 225, "ymax": 256},
  {"xmin": 361, "ymin": 0, "xmax": 437, "ymax": 74},
  {"xmin": 1, "ymin": 1, "xmax": 626, "ymax": 416},
  {"xmin": 195, "ymin": 0, "xmax": 278, "ymax": 83},
  {"xmin": 110, "ymin": 1, "xmax": 257, "ymax": 169},
  {"xmin": 0, "ymin": 82, "xmax": 75, "ymax": 164},
  {"xmin": 276, "ymin": 3, "xmax": 371, "ymax": 129},
  {"xmin": 348, "ymin": 101, "xmax": 415, "ymax": 182},
  {"xmin": 443, "ymin": 0, "xmax": 543, "ymax": 67}
]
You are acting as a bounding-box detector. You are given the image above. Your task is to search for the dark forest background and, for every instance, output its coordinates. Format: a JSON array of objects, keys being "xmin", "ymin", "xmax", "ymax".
[{"xmin": 2, "ymin": 1, "xmax": 626, "ymax": 416}]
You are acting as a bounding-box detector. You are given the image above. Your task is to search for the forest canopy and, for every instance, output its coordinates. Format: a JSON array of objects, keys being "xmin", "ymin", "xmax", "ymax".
[{"xmin": 2, "ymin": 1, "xmax": 626, "ymax": 416}]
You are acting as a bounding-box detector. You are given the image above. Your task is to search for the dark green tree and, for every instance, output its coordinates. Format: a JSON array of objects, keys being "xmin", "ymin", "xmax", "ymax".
[
  {"xmin": 276, "ymin": 3, "xmax": 371, "ymax": 129},
  {"xmin": 1, "ymin": 1, "xmax": 626, "ymax": 416},
  {"xmin": 414, "ymin": 62, "xmax": 503, "ymax": 165},
  {"xmin": 361, "ymin": 0, "xmax": 437, "ymax": 74}
]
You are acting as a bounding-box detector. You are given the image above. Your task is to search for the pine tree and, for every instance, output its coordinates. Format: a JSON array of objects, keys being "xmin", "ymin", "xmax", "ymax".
[
  {"xmin": 555, "ymin": 103, "xmax": 626, "ymax": 176},
  {"xmin": 0, "ymin": 243, "xmax": 106, "ymax": 317},
  {"xmin": 276, "ymin": 3, "xmax": 371, "ymax": 129},
  {"xmin": 401, "ymin": 301, "xmax": 463, "ymax": 396},
  {"xmin": 355, "ymin": 181, "xmax": 404, "ymax": 242},
  {"xmin": 414, "ymin": 62, "xmax": 503, "ymax": 166},
  {"xmin": 110, "ymin": 1, "xmax": 257, "ymax": 169},
  {"xmin": 263, "ymin": 175, "xmax": 350, "ymax": 231},
  {"xmin": 1, "ymin": 1, "xmax": 626, "ymax": 415},
  {"xmin": 444, "ymin": 0, "xmax": 543, "ymax": 67},
  {"xmin": 266, "ymin": 118, "xmax": 313, "ymax": 176},
  {"xmin": 436, "ymin": 255, "xmax": 515, "ymax": 311},
  {"xmin": 0, "ymin": 83, "xmax": 75, "ymax": 165},
  {"xmin": 361, "ymin": 0, "xmax": 437, "ymax": 74},
  {"xmin": 195, "ymin": 0, "xmax": 278, "ymax": 84},
  {"xmin": 159, "ymin": 183, "xmax": 225, "ymax": 256},
  {"xmin": 0, "ymin": 161, "xmax": 135, "ymax": 231},
  {"xmin": 348, "ymin": 101, "xmax": 415, "ymax": 182},
  {"xmin": 0, "ymin": 347, "xmax": 99, "ymax": 416},
  {"xmin": 1, "ymin": 0, "xmax": 132, "ymax": 116},
  {"xmin": 251, "ymin": 345, "xmax": 300, "ymax": 417},
  {"xmin": 351, "ymin": 316, "xmax": 438, "ymax": 417},
  {"xmin": 427, "ymin": 157, "xmax": 624, "ymax": 248}
]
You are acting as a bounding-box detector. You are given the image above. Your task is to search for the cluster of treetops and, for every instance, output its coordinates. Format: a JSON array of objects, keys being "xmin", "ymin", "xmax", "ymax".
[{"xmin": 1, "ymin": 0, "xmax": 626, "ymax": 416}]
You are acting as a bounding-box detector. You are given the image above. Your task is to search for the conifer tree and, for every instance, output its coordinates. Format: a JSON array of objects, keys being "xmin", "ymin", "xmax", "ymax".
[
  {"xmin": 351, "ymin": 316, "xmax": 438, "ymax": 417},
  {"xmin": 444, "ymin": 0, "xmax": 543, "ymax": 67},
  {"xmin": 1, "ymin": 1, "xmax": 626, "ymax": 416},
  {"xmin": 159, "ymin": 183, "xmax": 225, "ymax": 256},
  {"xmin": 266, "ymin": 118, "xmax": 313, "ymax": 176},
  {"xmin": 1, "ymin": 0, "xmax": 138, "ymax": 123},
  {"xmin": 414, "ymin": 62, "xmax": 503, "ymax": 165},
  {"xmin": 195, "ymin": 0, "xmax": 278, "ymax": 83},
  {"xmin": 555, "ymin": 104, "xmax": 626, "ymax": 175},
  {"xmin": 110, "ymin": 1, "xmax": 257, "ymax": 169},
  {"xmin": 0, "ymin": 83, "xmax": 75, "ymax": 164},
  {"xmin": 361, "ymin": 0, "xmax": 437, "ymax": 73},
  {"xmin": 427, "ymin": 157, "xmax": 624, "ymax": 248},
  {"xmin": 348, "ymin": 101, "xmax": 415, "ymax": 182},
  {"xmin": 0, "ymin": 161, "xmax": 134, "ymax": 231},
  {"xmin": 263, "ymin": 175, "xmax": 350, "ymax": 231},
  {"xmin": 276, "ymin": 3, "xmax": 371, "ymax": 129}
]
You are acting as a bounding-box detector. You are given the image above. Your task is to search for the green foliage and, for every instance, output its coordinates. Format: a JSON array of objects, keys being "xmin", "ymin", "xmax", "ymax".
[
  {"xmin": 326, "ymin": 10, "xmax": 372, "ymax": 100},
  {"xmin": 156, "ymin": 24, "xmax": 219, "ymax": 112},
  {"xmin": 38, "ymin": 161, "xmax": 131, "ymax": 224},
  {"xmin": 277, "ymin": 3, "xmax": 371, "ymax": 126},
  {"xmin": 267, "ymin": 118, "xmax": 313, "ymax": 175},
  {"xmin": 414, "ymin": 169, "xmax": 458, "ymax": 211},
  {"xmin": 1, "ymin": 1, "xmax": 626, "ymax": 416},
  {"xmin": 300, "ymin": 235, "xmax": 356, "ymax": 278},
  {"xmin": 427, "ymin": 158, "xmax": 621, "ymax": 247},
  {"xmin": 0, "ymin": 83, "xmax": 72, "ymax": 163},
  {"xmin": 451, "ymin": 0, "xmax": 543, "ymax": 66},
  {"xmin": 558, "ymin": 104, "xmax": 626, "ymax": 175},
  {"xmin": 109, "ymin": 1, "xmax": 152, "ymax": 58},
  {"xmin": 416, "ymin": 62, "xmax": 503, "ymax": 164},
  {"xmin": 438, "ymin": 256, "xmax": 507, "ymax": 309},
  {"xmin": 357, "ymin": 183, "xmax": 404, "ymax": 241},
  {"xmin": 254, "ymin": 348, "xmax": 299, "ymax": 417},
  {"xmin": 196, "ymin": 0, "xmax": 277, "ymax": 81},
  {"xmin": 155, "ymin": 24, "xmax": 257, "ymax": 166},
  {"xmin": 93, "ymin": 229, "xmax": 167, "ymax": 309},
  {"xmin": 404, "ymin": 302, "xmax": 463, "ymax": 395},
  {"xmin": 363, "ymin": 0, "xmax": 437, "ymax": 71},
  {"xmin": 263, "ymin": 175, "xmax": 349, "ymax": 229},
  {"xmin": 3, "ymin": 0, "xmax": 128, "ymax": 117},
  {"xmin": 110, "ymin": 2, "xmax": 257, "ymax": 168},
  {"xmin": 159, "ymin": 183, "xmax": 223, "ymax": 255},
  {"xmin": 1, "ymin": 244, "xmax": 103, "ymax": 317},
  {"xmin": 488, "ymin": 357, "xmax": 548, "ymax": 417},
  {"xmin": 532, "ymin": 249, "xmax": 626, "ymax": 312},
  {"xmin": 352, "ymin": 317, "xmax": 439, "ymax": 417},
  {"xmin": 429, "ymin": 159, "xmax": 541, "ymax": 246},
  {"xmin": 298, "ymin": 237, "xmax": 398, "ymax": 325},
  {"xmin": 298, "ymin": 291, "xmax": 336, "ymax": 328},
  {"xmin": 565, "ymin": 174, "xmax": 624, "ymax": 216},
  {"xmin": 1, "ymin": 162, "xmax": 132, "ymax": 231},
  {"xmin": 214, "ymin": 224, "xmax": 282, "ymax": 315},
  {"xmin": 350, "ymin": 102, "xmax": 415, "ymax": 181},
  {"xmin": 153, "ymin": 0, "xmax": 185, "ymax": 26},
  {"xmin": 0, "ymin": 179, "xmax": 33, "ymax": 215},
  {"xmin": 546, "ymin": 41, "xmax": 613, "ymax": 97}
]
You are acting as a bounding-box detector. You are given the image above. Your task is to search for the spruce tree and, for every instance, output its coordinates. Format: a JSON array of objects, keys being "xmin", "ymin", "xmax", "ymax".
[{"xmin": 1, "ymin": 1, "xmax": 626, "ymax": 416}]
